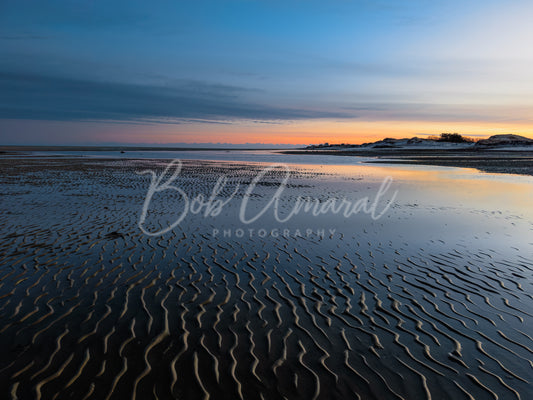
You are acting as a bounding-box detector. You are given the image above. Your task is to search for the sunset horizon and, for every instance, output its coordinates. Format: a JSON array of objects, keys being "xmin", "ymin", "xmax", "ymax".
[
  {"xmin": 2, "ymin": 2, "xmax": 533, "ymax": 399},
  {"xmin": 2, "ymin": 1, "xmax": 533, "ymax": 145}
]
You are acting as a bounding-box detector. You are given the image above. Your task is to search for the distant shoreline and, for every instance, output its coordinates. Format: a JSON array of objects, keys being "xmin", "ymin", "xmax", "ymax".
[{"xmin": 0, "ymin": 145, "xmax": 293, "ymax": 152}]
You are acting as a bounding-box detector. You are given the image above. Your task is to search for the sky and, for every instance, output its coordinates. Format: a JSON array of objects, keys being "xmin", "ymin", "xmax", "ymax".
[{"xmin": 1, "ymin": 0, "xmax": 532, "ymax": 145}]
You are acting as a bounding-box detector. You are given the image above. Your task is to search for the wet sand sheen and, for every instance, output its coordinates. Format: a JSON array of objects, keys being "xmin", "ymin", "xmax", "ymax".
[{"xmin": 0, "ymin": 158, "xmax": 532, "ymax": 399}]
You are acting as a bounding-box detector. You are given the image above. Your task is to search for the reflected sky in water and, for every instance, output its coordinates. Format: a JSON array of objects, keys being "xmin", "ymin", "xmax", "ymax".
[{"xmin": 15, "ymin": 149, "xmax": 533, "ymax": 257}]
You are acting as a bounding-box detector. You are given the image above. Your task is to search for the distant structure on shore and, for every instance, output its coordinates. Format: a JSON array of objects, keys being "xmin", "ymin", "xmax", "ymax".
[{"xmin": 306, "ymin": 134, "xmax": 533, "ymax": 150}]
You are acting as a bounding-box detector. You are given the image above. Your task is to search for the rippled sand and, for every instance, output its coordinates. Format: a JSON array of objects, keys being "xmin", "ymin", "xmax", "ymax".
[{"xmin": 0, "ymin": 157, "xmax": 532, "ymax": 399}]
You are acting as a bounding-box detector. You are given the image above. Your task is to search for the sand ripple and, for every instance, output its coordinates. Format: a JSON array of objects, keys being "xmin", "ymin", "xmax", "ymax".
[{"xmin": 0, "ymin": 158, "xmax": 532, "ymax": 399}]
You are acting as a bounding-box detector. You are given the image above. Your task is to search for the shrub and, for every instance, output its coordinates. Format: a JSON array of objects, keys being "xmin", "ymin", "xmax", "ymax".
[{"xmin": 436, "ymin": 133, "xmax": 474, "ymax": 143}]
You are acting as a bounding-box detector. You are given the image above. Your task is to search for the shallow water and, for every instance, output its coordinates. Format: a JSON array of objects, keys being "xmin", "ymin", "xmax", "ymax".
[
  {"xmin": 0, "ymin": 156, "xmax": 532, "ymax": 399},
  {"xmin": 30, "ymin": 149, "xmax": 376, "ymax": 165}
]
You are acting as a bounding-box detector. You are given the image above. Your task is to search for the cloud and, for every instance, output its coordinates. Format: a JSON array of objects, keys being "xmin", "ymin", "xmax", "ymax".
[
  {"xmin": 0, "ymin": 71, "xmax": 356, "ymax": 123},
  {"xmin": 1, "ymin": 70, "xmax": 527, "ymax": 127},
  {"xmin": 0, "ymin": 35, "xmax": 49, "ymax": 40},
  {"xmin": 340, "ymin": 102, "xmax": 533, "ymax": 124}
]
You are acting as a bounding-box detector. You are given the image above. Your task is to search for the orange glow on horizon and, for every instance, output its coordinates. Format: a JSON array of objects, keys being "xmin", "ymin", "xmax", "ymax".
[
  {"xmin": 135, "ymin": 119, "xmax": 533, "ymax": 146},
  {"xmin": 3, "ymin": 118, "xmax": 533, "ymax": 146}
]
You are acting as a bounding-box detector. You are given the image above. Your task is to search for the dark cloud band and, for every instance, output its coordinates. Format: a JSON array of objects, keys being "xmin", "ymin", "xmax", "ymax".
[{"xmin": 0, "ymin": 71, "xmax": 355, "ymax": 122}]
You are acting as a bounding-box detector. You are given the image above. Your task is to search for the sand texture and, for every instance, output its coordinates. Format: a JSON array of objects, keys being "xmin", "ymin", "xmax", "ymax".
[{"xmin": 0, "ymin": 158, "xmax": 532, "ymax": 399}]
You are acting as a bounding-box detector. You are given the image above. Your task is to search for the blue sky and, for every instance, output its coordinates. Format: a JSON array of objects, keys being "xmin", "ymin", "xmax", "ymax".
[{"xmin": 1, "ymin": 0, "xmax": 532, "ymax": 144}]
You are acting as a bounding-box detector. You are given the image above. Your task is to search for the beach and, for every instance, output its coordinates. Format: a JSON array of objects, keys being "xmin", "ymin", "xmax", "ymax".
[{"xmin": 0, "ymin": 154, "xmax": 532, "ymax": 399}]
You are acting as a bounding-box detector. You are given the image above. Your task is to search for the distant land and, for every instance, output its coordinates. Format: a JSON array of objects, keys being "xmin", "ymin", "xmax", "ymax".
[
  {"xmin": 0, "ymin": 143, "xmax": 302, "ymax": 153},
  {"xmin": 285, "ymin": 134, "xmax": 533, "ymax": 176},
  {"xmin": 0, "ymin": 142, "xmax": 303, "ymax": 151},
  {"xmin": 304, "ymin": 134, "xmax": 533, "ymax": 150}
]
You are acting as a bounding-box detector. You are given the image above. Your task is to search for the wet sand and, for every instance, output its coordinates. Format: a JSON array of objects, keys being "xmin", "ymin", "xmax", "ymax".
[{"xmin": 0, "ymin": 157, "xmax": 532, "ymax": 399}]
